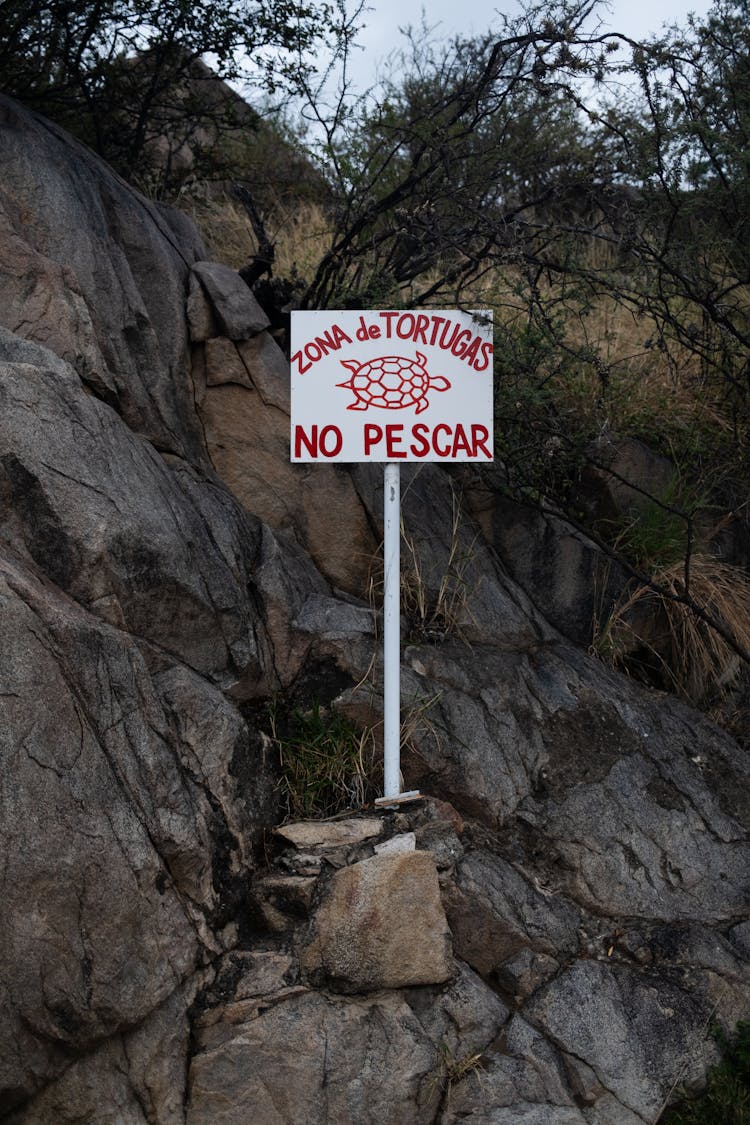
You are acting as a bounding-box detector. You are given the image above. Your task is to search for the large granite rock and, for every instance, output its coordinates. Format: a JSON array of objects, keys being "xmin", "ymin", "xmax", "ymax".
[
  {"xmin": 5, "ymin": 977, "xmax": 206, "ymax": 1125},
  {"xmin": 0, "ymin": 95, "xmax": 206, "ymax": 463},
  {"xmin": 197, "ymin": 360, "xmax": 377, "ymax": 594},
  {"xmin": 0, "ymin": 329, "xmax": 265, "ymax": 689},
  {"xmin": 0, "ymin": 97, "xmax": 362, "ymax": 1112},
  {"xmin": 187, "ymin": 990, "xmax": 440, "ymax": 1124},
  {"xmin": 0, "ymin": 548, "xmax": 205, "ymax": 1109},
  {"xmin": 187, "ymin": 962, "xmax": 509, "ymax": 1125}
]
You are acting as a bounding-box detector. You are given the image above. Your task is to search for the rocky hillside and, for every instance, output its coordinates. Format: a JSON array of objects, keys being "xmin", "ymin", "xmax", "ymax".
[{"xmin": 0, "ymin": 93, "xmax": 749, "ymax": 1124}]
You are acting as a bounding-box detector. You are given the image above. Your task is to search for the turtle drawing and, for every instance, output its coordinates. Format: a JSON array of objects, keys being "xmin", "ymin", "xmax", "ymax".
[{"xmin": 337, "ymin": 351, "xmax": 451, "ymax": 413}]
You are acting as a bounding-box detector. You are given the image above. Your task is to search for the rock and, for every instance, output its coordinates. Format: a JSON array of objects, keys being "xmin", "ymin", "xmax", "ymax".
[
  {"xmin": 0, "ymin": 549, "xmax": 205, "ymax": 1108},
  {"xmin": 292, "ymin": 592, "xmax": 375, "ymax": 643},
  {"xmin": 444, "ymin": 1106, "xmax": 588, "ymax": 1125},
  {"xmin": 249, "ymin": 523, "xmax": 336, "ymax": 691},
  {"xmin": 205, "ymin": 335, "xmax": 254, "ymax": 387},
  {"xmin": 192, "ymin": 261, "xmax": 270, "ymax": 339},
  {"xmin": 588, "ymin": 435, "xmax": 676, "ymax": 517},
  {"xmin": 479, "ymin": 497, "xmax": 630, "ymax": 646},
  {"xmin": 275, "ymin": 817, "xmax": 384, "ymax": 849},
  {"xmin": 209, "ymin": 951, "xmax": 297, "ymax": 1004},
  {"xmin": 187, "ymin": 272, "xmax": 218, "ymax": 342},
  {"xmin": 280, "ymin": 852, "xmax": 324, "ymax": 875},
  {"xmin": 237, "ymin": 333, "xmax": 291, "ymax": 412},
  {"xmin": 369, "ymin": 643, "xmax": 559, "ymax": 826},
  {"xmin": 524, "ymin": 959, "xmax": 715, "ymax": 1122},
  {"xmin": 729, "ymin": 920, "xmax": 750, "ymax": 959},
  {"xmin": 199, "ymin": 376, "xmax": 379, "ymax": 594},
  {"xmin": 444, "ymin": 851, "xmax": 580, "ymax": 976},
  {"xmin": 413, "ymin": 822, "xmax": 463, "ymax": 871},
  {"xmin": 581, "ymin": 1095, "xmax": 647, "ymax": 1124},
  {"xmin": 634, "ymin": 923, "xmax": 750, "ymax": 1030},
  {"xmin": 375, "ymin": 832, "xmax": 416, "ymax": 855},
  {"xmin": 194, "ymin": 987, "xmax": 311, "ymax": 1052},
  {"xmin": 187, "ymin": 990, "xmax": 441, "ymax": 1125},
  {"xmin": 0, "ymin": 334, "xmax": 267, "ymax": 690},
  {"xmin": 389, "ymin": 639, "xmax": 750, "ymax": 929},
  {"xmin": 187, "ymin": 964, "xmax": 512, "ymax": 1124},
  {"xmin": 406, "ymin": 961, "xmax": 510, "ymax": 1063},
  {"xmin": 5, "ymin": 976, "xmax": 205, "ymax": 1125},
  {"xmin": 302, "ymin": 851, "xmax": 454, "ymax": 992},
  {"xmin": 494, "ymin": 949, "xmax": 560, "ymax": 1005},
  {"xmin": 254, "ymin": 874, "xmax": 317, "ymax": 916},
  {"xmin": 423, "ymin": 796, "xmax": 465, "ymax": 835},
  {"xmin": 518, "ymin": 721, "xmax": 750, "ymax": 923},
  {"xmin": 155, "ymin": 664, "xmax": 278, "ymax": 856},
  {"xmin": 203, "ymin": 333, "xmax": 291, "ymax": 404},
  {"xmin": 0, "ymin": 95, "xmax": 207, "ymax": 463},
  {"xmin": 353, "ymin": 462, "xmax": 554, "ymax": 646},
  {"xmin": 441, "ymin": 1015, "xmax": 584, "ymax": 1125}
]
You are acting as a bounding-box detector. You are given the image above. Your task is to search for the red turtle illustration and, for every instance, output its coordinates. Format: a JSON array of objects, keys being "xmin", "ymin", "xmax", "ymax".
[{"xmin": 337, "ymin": 351, "xmax": 450, "ymax": 413}]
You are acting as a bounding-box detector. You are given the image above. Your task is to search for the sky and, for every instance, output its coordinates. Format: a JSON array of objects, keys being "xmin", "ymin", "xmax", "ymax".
[{"xmin": 348, "ymin": 0, "xmax": 715, "ymax": 90}]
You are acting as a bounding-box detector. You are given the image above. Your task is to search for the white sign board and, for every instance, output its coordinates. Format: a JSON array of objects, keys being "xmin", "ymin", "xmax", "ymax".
[{"xmin": 290, "ymin": 309, "xmax": 493, "ymax": 462}]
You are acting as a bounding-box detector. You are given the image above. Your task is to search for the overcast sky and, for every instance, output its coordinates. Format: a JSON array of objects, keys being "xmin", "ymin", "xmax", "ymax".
[{"xmin": 348, "ymin": 0, "xmax": 714, "ymax": 90}]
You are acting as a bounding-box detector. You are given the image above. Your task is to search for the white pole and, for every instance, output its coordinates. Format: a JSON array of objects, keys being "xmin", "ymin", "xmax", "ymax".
[{"xmin": 382, "ymin": 461, "xmax": 401, "ymax": 799}]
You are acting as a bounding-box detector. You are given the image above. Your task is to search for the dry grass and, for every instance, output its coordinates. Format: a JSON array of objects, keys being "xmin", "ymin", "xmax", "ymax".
[
  {"xmin": 365, "ymin": 482, "xmax": 478, "ymax": 646},
  {"xmin": 471, "ymin": 227, "xmax": 739, "ymax": 457},
  {"xmin": 562, "ymin": 296, "xmax": 733, "ymax": 445},
  {"xmin": 400, "ymin": 692, "xmax": 444, "ymax": 760},
  {"xmin": 182, "ymin": 190, "xmax": 333, "ymax": 278},
  {"xmin": 598, "ymin": 555, "xmax": 750, "ymax": 704},
  {"xmin": 427, "ymin": 1042, "xmax": 485, "ymax": 1110},
  {"xmin": 182, "ymin": 191, "xmax": 256, "ymax": 269},
  {"xmin": 488, "ymin": 277, "xmax": 729, "ymax": 453},
  {"xmin": 400, "ymin": 501, "xmax": 478, "ymax": 644}
]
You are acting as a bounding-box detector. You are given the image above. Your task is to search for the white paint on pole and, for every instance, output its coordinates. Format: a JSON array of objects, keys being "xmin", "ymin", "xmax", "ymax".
[
  {"xmin": 290, "ymin": 309, "xmax": 493, "ymax": 801},
  {"xmin": 383, "ymin": 461, "xmax": 401, "ymax": 799}
]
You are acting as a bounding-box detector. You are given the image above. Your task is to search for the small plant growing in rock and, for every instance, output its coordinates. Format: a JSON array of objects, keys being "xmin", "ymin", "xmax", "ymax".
[
  {"xmin": 400, "ymin": 518, "xmax": 478, "ymax": 643},
  {"xmin": 272, "ymin": 701, "xmax": 376, "ymax": 820},
  {"xmin": 369, "ymin": 482, "xmax": 478, "ymax": 644},
  {"xmin": 429, "ymin": 1042, "xmax": 484, "ymax": 1111}
]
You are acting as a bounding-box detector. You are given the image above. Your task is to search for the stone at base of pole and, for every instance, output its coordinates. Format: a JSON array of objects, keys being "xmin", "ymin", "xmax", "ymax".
[{"xmin": 374, "ymin": 790, "xmax": 423, "ymax": 807}]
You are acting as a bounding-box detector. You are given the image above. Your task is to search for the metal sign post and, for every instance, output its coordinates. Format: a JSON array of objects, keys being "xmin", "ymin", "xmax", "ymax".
[
  {"xmin": 289, "ymin": 308, "xmax": 494, "ymax": 804},
  {"xmin": 377, "ymin": 460, "xmax": 422, "ymax": 805},
  {"xmin": 382, "ymin": 461, "xmax": 402, "ymax": 800}
]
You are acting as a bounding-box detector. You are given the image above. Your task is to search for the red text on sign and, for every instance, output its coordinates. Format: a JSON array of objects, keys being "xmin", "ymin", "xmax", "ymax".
[
  {"xmin": 294, "ymin": 424, "xmax": 344, "ymax": 458},
  {"xmin": 291, "ymin": 324, "xmax": 353, "ymax": 374},
  {"xmin": 363, "ymin": 422, "xmax": 491, "ymax": 459}
]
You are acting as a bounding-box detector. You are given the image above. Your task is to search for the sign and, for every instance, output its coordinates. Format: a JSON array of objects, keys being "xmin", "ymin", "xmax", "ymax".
[{"xmin": 290, "ymin": 309, "xmax": 493, "ymax": 462}]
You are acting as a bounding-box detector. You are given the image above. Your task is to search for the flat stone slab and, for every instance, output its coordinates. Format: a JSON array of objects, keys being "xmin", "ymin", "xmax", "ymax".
[{"xmin": 274, "ymin": 817, "xmax": 384, "ymax": 849}]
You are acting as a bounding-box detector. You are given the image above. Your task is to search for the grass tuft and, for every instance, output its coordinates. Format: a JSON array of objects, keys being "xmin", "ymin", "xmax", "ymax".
[
  {"xmin": 272, "ymin": 701, "xmax": 375, "ymax": 820},
  {"xmin": 427, "ymin": 1042, "xmax": 485, "ymax": 1111},
  {"xmin": 597, "ymin": 556, "xmax": 750, "ymax": 705}
]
